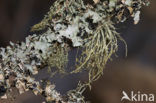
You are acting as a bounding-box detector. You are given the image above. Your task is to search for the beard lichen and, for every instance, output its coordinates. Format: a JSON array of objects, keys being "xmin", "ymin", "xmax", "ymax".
[
  {"xmin": 73, "ymin": 20, "xmax": 119, "ymax": 85},
  {"xmin": 46, "ymin": 43, "xmax": 69, "ymax": 75}
]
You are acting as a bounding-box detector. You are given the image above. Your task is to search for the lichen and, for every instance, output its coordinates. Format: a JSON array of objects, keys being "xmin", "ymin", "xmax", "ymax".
[
  {"xmin": 47, "ymin": 43, "xmax": 68, "ymax": 75},
  {"xmin": 0, "ymin": 0, "xmax": 149, "ymax": 102}
]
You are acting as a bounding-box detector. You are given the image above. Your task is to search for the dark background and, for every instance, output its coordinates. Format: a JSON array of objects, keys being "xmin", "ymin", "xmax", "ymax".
[{"xmin": 0, "ymin": 0, "xmax": 156, "ymax": 103}]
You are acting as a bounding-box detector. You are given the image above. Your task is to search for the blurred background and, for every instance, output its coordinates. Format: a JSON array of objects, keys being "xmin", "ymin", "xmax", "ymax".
[{"xmin": 0, "ymin": 0, "xmax": 155, "ymax": 103}]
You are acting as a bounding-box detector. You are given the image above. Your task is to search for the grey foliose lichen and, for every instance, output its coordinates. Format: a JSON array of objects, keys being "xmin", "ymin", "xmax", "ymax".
[{"xmin": 0, "ymin": 0, "xmax": 149, "ymax": 103}]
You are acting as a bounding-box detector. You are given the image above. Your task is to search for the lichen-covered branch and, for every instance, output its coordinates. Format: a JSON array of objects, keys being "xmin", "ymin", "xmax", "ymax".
[{"xmin": 0, "ymin": 0, "xmax": 149, "ymax": 102}]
